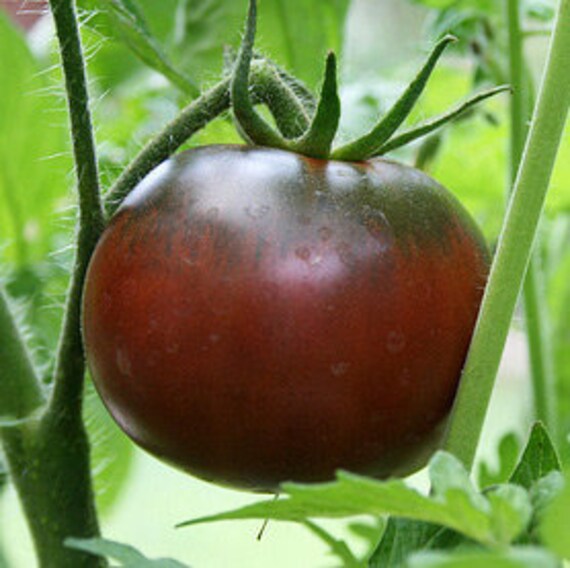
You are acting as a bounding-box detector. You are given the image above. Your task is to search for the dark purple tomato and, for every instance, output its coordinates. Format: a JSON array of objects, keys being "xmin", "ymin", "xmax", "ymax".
[{"xmin": 82, "ymin": 144, "xmax": 489, "ymax": 491}]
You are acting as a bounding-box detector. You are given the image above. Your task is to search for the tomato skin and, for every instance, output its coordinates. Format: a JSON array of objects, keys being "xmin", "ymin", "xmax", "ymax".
[{"xmin": 82, "ymin": 144, "xmax": 489, "ymax": 491}]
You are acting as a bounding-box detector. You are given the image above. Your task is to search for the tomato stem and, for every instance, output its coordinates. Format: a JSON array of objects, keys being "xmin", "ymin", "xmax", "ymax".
[
  {"xmin": 105, "ymin": 58, "xmax": 315, "ymax": 216},
  {"xmin": 443, "ymin": 0, "xmax": 570, "ymax": 470},
  {"xmin": 251, "ymin": 59, "xmax": 313, "ymax": 139}
]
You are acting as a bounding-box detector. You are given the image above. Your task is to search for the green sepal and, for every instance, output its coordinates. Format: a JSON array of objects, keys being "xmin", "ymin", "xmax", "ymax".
[
  {"xmin": 231, "ymin": 0, "xmax": 288, "ymax": 149},
  {"xmin": 291, "ymin": 52, "xmax": 341, "ymax": 159},
  {"xmin": 373, "ymin": 85, "xmax": 511, "ymax": 156},
  {"xmin": 332, "ymin": 35, "xmax": 457, "ymax": 161}
]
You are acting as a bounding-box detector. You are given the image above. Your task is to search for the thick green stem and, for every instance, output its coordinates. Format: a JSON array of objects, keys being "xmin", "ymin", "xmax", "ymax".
[
  {"xmin": 507, "ymin": 0, "xmax": 557, "ymax": 434},
  {"xmin": 2, "ymin": 413, "xmax": 103, "ymax": 568},
  {"xmin": 0, "ymin": 0, "xmax": 105, "ymax": 565},
  {"xmin": 443, "ymin": 0, "xmax": 570, "ymax": 470}
]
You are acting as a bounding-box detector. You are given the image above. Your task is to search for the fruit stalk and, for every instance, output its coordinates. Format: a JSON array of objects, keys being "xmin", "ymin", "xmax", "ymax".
[
  {"xmin": 105, "ymin": 59, "xmax": 315, "ymax": 216},
  {"xmin": 444, "ymin": 0, "xmax": 570, "ymax": 469}
]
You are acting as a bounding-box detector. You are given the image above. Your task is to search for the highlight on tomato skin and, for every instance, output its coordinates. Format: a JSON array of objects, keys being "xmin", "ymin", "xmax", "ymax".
[{"xmin": 82, "ymin": 144, "xmax": 490, "ymax": 492}]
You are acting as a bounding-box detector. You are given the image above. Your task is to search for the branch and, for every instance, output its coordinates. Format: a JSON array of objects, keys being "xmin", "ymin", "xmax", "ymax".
[{"xmin": 104, "ymin": 59, "xmax": 315, "ymax": 215}]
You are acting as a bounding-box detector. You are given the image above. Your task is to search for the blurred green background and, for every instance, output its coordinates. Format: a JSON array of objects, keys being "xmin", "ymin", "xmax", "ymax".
[{"xmin": 0, "ymin": 0, "xmax": 568, "ymax": 565}]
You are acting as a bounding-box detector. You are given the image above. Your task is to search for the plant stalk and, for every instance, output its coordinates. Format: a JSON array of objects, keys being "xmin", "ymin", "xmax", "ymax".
[
  {"xmin": 443, "ymin": 0, "xmax": 570, "ymax": 470},
  {"xmin": 1, "ymin": 0, "xmax": 105, "ymax": 565},
  {"xmin": 507, "ymin": 0, "xmax": 557, "ymax": 434}
]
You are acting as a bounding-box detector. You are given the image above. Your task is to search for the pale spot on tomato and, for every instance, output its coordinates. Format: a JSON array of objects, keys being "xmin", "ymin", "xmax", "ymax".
[{"xmin": 116, "ymin": 349, "xmax": 133, "ymax": 377}]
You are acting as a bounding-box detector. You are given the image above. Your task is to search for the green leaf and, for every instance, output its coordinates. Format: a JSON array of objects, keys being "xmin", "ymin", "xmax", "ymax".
[
  {"xmin": 523, "ymin": 471, "xmax": 565, "ymax": 545},
  {"xmin": 84, "ymin": 0, "xmax": 198, "ymax": 95},
  {"xmin": 510, "ymin": 423, "xmax": 561, "ymax": 489},
  {"xmin": 0, "ymin": 12, "xmax": 71, "ymax": 266},
  {"xmin": 65, "ymin": 538, "xmax": 189, "ymax": 567},
  {"xmin": 429, "ymin": 452, "xmax": 483, "ymax": 502},
  {"xmin": 369, "ymin": 518, "xmax": 468, "ymax": 568},
  {"xmin": 486, "ymin": 485, "xmax": 533, "ymax": 545},
  {"xmin": 302, "ymin": 521, "xmax": 363, "ymax": 568},
  {"xmin": 179, "ymin": 452, "xmax": 529, "ymax": 548},
  {"xmin": 347, "ymin": 518, "xmax": 385, "ymax": 551},
  {"xmin": 83, "ymin": 380, "xmax": 134, "ymax": 513},
  {"xmin": 540, "ymin": 472, "xmax": 570, "ymax": 559},
  {"xmin": 81, "ymin": 0, "xmax": 350, "ymax": 91},
  {"xmin": 407, "ymin": 546, "xmax": 560, "ymax": 568},
  {"xmin": 255, "ymin": 0, "xmax": 350, "ymax": 87},
  {"xmin": 478, "ymin": 432, "xmax": 521, "ymax": 488}
]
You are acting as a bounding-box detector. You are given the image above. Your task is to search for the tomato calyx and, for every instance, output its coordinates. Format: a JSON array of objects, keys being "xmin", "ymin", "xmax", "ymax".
[{"xmin": 232, "ymin": 0, "xmax": 510, "ymax": 162}]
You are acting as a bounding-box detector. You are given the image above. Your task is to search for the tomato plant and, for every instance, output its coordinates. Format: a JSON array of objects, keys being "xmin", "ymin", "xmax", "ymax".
[
  {"xmin": 0, "ymin": 0, "xmax": 569, "ymax": 566},
  {"xmin": 83, "ymin": 145, "xmax": 489, "ymax": 490}
]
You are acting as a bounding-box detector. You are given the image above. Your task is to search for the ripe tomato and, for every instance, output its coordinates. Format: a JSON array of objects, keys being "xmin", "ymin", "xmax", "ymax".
[{"xmin": 82, "ymin": 144, "xmax": 489, "ymax": 491}]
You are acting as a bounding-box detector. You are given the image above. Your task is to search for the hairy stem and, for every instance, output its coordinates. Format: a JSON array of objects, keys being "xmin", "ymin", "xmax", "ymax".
[
  {"xmin": 105, "ymin": 60, "xmax": 313, "ymax": 215},
  {"xmin": 1, "ymin": 0, "xmax": 105, "ymax": 565},
  {"xmin": 105, "ymin": 78, "xmax": 231, "ymax": 214},
  {"xmin": 444, "ymin": 0, "xmax": 570, "ymax": 469},
  {"xmin": 507, "ymin": 0, "xmax": 557, "ymax": 434}
]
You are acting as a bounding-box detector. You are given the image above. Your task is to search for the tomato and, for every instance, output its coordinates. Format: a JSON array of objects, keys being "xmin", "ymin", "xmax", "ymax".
[{"xmin": 82, "ymin": 144, "xmax": 489, "ymax": 491}]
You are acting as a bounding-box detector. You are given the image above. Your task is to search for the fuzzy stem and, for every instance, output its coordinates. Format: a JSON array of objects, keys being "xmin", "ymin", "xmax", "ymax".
[
  {"xmin": 507, "ymin": 0, "xmax": 557, "ymax": 434},
  {"xmin": 49, "ymin": 0, "xmax": 105, "ymax": 413},
  {"xmin": 443, "ymin": 0, "xmax": 570, "ymax": 469},
  {"xmin": 105, "ymin": 78, "xmax": 231, "ymax": 214},
  {"xmin": 251, "ymin": 62, "xmax": 312, "ymax": 139},
  {"xmin": 1, "ymin": 0, "xmax": 105, "ymax": 565},
  {"xmin": 105, "ymin": 60, "xmax": 310, "ymax": 215}
]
